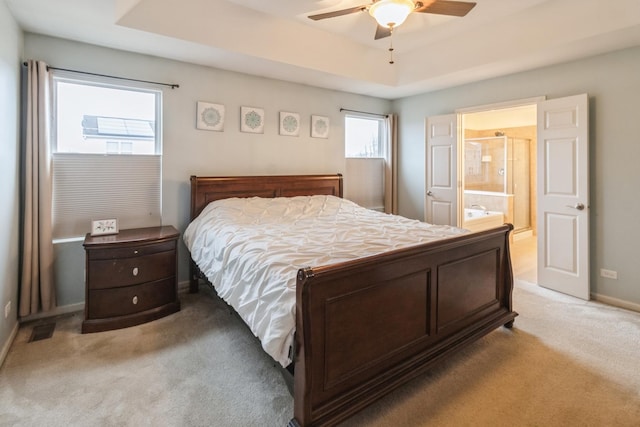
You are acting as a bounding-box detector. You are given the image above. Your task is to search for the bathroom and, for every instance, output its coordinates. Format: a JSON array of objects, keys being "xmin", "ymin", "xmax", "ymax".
[{"xmin": 462, "ymin": 106, "xmax": 537, "ymax": 237}]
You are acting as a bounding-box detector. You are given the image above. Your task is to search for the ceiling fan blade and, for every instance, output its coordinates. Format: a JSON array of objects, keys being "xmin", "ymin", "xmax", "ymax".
[
  {"xmin": 308, "ymin": 5, "xmax": 368, "ymax": 21},
  {"xmin": 415, "ymin": 0, "xmax": 477, "ymax": 17},
  {"xmin": 374, "ymin": 25, "xmax": 392, "ymax": 40}
]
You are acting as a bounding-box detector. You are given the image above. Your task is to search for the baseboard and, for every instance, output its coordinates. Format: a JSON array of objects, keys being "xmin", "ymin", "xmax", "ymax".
[
  {"xmin": 513, "ymin": 229, "xmax": 533, "ymax": 241},
  {"xmin": 18, "ymin": 281, "xmax": 192, "ymax": 325},
  {"xmin": 19, "ymin": 302, "xmax": 84, "ymax": 323},
  {"xmin": 16, "ymin": 280, "xmax": 192, "ymax": 329},
  {"xmin": 592, "ymin": 293, "xmax": 640, "ymax": 313},
  {"xmin": 0, "ymin": 321, "xmax": 19, "ymax": 368},
  {"xmin": 178, "ymin": 279, "xmax": 190, "ymax": 294}
]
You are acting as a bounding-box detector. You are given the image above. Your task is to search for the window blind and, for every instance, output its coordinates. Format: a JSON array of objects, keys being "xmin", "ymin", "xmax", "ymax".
[
  {"xmin": 52, "ymin": 153, "xmax": 161, "ymax": 239},
  {"xmin": 344, "ymin": 157, "xmax": 385, "ymax": 211}
]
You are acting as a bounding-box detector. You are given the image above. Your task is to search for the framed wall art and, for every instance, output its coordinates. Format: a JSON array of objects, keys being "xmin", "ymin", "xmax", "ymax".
[
  {"xmin": 196, "ymin": 101, "xmax": 225, "ymax": 131},
  {"xmin": 240, "ymin": 106, "xmax": 265, "ymax": 133},
  {"xmin": 311, "ymin": 115, "xmax": 330, "ymax": 138},
  {"xmin": 279, "ymin": 111, "xmax": 300, "ymax": 137}
]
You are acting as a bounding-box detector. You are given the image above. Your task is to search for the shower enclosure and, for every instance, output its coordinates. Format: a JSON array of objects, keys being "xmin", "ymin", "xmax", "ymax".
[{"xmin": 464, "ymin": 135, "xmax": 531, "ymax": 233}]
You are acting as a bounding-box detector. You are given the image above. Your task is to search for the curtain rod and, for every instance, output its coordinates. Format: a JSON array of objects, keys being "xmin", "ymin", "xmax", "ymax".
[
  {"xmin": 340, "ymin": 108, "xmax": 388, "ymax": 118},
  {"xmin": 22, "ymin": 62, "xmax": 179, "ymax": 89}
]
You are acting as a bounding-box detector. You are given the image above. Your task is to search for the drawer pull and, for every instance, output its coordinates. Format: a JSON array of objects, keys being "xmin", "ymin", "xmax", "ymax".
[
  {"xmin": 132, "ymin": 295, "xmax": 138, "ymax": 305},
  {"xmin": 132, "ymin": 267, "xmax": 139, "ymax": 276},
  {"xmin": 134, "ymin": 250, "xmax": 139, "ymax": 254}
]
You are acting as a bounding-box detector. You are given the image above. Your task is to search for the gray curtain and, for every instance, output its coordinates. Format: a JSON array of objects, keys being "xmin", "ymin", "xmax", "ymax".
[
  {"xmin": 19, "ymin": 60, "xmax": 56, "ymax": 317},
  {"xmin": 384, "ymin": 113, "xmax": 398, "ymax": 214}
]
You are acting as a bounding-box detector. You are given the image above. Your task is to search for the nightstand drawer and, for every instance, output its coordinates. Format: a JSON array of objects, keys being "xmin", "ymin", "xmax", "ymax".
[
  {"xmin": 88, "ymin": 250, "xmax": 175, "ymax": 289},
  {"xmin": 87, "ymin": 240, "xmax": 176, "ymax": 260},
  {"xmin": 87, "ymin": 278, "xmax": 175, "ymax": 319}
]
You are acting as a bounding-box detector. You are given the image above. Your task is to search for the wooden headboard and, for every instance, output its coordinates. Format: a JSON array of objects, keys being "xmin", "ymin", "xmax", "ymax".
[{"xmin": 190, "ymin": 174, "xmax": 343, "ymax": 220}]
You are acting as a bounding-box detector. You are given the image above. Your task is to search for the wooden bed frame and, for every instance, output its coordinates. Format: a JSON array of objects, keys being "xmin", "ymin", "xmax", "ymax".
[{"xmin": 189, "ymin": 174, "xmax": 517, "ymax": 427}]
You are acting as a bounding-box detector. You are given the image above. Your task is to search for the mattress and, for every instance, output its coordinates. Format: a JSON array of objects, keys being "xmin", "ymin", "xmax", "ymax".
[{"xmin": 183, "ymin": 195, "xmax": 467, "ymax": 367}]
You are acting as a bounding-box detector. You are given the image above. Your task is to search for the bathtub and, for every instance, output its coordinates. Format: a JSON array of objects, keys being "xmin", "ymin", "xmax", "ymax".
[{"xmin": 463, "ymin": 208, "xmax": 504, "ymax": 232}]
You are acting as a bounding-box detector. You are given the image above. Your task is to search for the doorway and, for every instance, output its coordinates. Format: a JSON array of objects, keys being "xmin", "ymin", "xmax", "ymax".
[
  {"xmin": 460, "ymin": 104, "xmax": 538, "ymax": 283},
  {"xmin": 426, "ymin": 94, "xmax": 589, "ymax": 299}
]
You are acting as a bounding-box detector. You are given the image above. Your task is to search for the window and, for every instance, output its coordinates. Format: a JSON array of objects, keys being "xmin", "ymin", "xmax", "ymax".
[
  {"xmin": 81, "ymin": 115, "xmax": 155, "ymax": 154},
  {"xmin": 344, "ymin": 114, "xmax": 387, "ymax": 211},
  {"xmin": 52, "ymin": 75, "xmax": 163, "ymax": 239},
  {"xmin": 55, "ymin": 80, "xmax": 160, "ymax": 154},
  {"xmin": 345, "ymin": 115, "xmax": 385, "ymax": 158}
]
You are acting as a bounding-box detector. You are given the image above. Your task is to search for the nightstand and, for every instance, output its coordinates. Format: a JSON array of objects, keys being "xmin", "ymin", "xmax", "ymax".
[{"xmin": 82, "ymin": 225, "xmax": 180, "ymax": 333}]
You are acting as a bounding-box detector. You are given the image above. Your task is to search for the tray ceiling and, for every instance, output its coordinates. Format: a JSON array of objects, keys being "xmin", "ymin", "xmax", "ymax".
[{"xmin": 8, "ymin": 0, "xmax": 640, "ymax": 98}]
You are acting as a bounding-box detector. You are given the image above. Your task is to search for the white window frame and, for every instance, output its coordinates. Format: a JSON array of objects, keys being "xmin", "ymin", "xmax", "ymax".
[
  {"xmin": 344, "ymin": 113, "xmax": 388, "ymax": 211},
  {"xmin": 51, "ymin": 73, "xmax": 164, "ymax": 240},
  {"xmin": 344, "ymin": 114, "xmax": 386, "ymax": 159},
  {"xmin": 52, "ymin": 74, "xmax": 162, "ymax": 154}
]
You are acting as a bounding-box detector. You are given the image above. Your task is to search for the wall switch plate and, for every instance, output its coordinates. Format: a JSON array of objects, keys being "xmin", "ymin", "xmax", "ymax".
[
  {"xmin": 4, "ymin": 301, "xmax": 10, "ymax": 318},
  {"xmin": 600, "ymin": 268, "xmax": 618, "ymax": 279}
]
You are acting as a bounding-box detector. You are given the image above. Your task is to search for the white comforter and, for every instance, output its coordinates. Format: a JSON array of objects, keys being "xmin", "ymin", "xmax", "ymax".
[{"xmin": 183, "ymin": 195, "xmax": 467, "ymax": 367}]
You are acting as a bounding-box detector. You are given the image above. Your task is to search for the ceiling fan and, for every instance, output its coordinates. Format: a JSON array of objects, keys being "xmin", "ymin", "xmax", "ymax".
[{"xmin": 308, "ymin": 0, "xmax": 477, "ymax": 40}]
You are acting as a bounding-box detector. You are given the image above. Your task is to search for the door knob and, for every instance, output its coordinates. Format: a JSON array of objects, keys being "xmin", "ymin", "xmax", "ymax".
[
  {"xmin": 566, "ymin": 203, "xmax": 585, "ymax": 210},
  {"xmin": 427, "ymin": 191, "xmax": 433, "ymax": 196}
]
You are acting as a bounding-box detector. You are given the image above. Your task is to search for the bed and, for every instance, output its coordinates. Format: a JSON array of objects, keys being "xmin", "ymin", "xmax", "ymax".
[{"xmin": 186, "ymin": 174, "xmax": 517, "ymax": 426}]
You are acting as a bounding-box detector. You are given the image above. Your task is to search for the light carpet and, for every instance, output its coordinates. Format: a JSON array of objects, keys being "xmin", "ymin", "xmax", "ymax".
[{"xmin": 1, "ymin": 280, "xmax": 639, "ymax": 426}]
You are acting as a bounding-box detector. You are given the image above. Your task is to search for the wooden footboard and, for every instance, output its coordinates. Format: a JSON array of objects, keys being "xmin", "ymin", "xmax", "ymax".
[
  {"xmin": 291, "ymin": 224, "xmax": 517, "ymax": 426},
  {"xmin": 188, "ymin": 175, "xmax": 516, "ymax": 426}
]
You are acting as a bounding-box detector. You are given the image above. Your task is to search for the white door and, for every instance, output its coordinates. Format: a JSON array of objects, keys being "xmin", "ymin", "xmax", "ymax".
[
  {"xmin": 537, "ymin": 94, "xmax": 590, "ymax": 300},
  {"xmin": 425, "ymin": 114, "xmax": 458, "ymax": 226}
]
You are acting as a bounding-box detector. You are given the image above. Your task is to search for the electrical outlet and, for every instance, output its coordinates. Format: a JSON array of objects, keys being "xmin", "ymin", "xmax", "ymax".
[
  {"xmin": 600, "ymin": 269, "xmax": 618, "ymax": 280},
  {"xmin": 4, "ymin": 301, "xmax": 10, "ymax": 318}
]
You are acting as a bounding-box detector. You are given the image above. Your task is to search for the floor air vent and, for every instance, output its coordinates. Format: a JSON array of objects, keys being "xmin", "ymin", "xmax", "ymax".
[{"xmin": 29, "ymin": 323, "xmax": 56, "ymax": 342}]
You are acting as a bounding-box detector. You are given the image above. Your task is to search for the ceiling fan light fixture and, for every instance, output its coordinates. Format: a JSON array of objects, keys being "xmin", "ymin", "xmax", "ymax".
[{"xmin": 369, "ymin": 0, "xmax": 415, "ymax": 29}]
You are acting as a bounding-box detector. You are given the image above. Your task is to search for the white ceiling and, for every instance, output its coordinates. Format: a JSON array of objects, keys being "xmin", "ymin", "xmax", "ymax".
[{"xmin": 7, "ymin": 0, "xmax": 640, "ymax": 99}]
